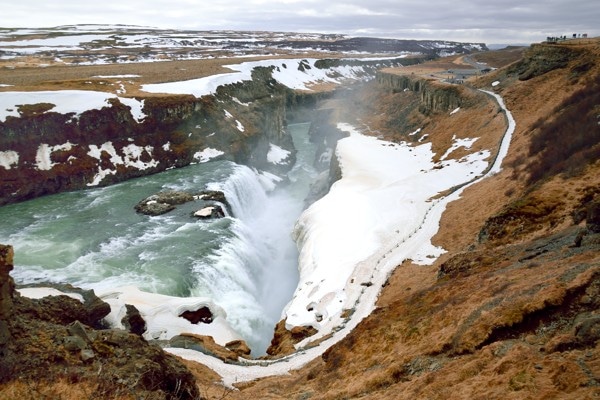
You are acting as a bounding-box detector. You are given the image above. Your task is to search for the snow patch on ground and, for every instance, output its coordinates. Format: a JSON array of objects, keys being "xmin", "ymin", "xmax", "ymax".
[
  {"xmin": 18, "ymin": 287, "xmax": 84, "ymax": 303},
  {"xmin": 86, "ymin": 142, "xmax": 159, "ymax": 186},
  {"xmin": 92, "ymin": 74, "xmax": 141, "ymax": 78},
  {"xmin": 439, "ymin": 135, "xmax": 479, "ymax": 161},
  {"xmin": 118, "ymin": 97, "xmax": 146, "ymax": 122},
  {"xmin": 97, "ymin": 286, "xmax": 241, "ymax": 344},
  {"xmin": 193, "ymin": 147, "xmax": 225, "ymax": 163},
  {"xmin": 0, "ymin": 150, "xmax": 19, "ymax": 169},
  {"xmin": 267, "ymin": 143, "xmax": 290, "ymax": 164},
  {"xmin": 35, "ymin": 142, "xmax": 74, "ymax": 170},
  {"xmin": 235, "ymin": 120, "xmax": 245, "ymax": 132},
  {"xmin": 166, "ymin": 91, "xmax": 516, "ymax": 387},
  {"xmin": 141, "ymin": 58, "xmax": 379, "ymax": 97}
]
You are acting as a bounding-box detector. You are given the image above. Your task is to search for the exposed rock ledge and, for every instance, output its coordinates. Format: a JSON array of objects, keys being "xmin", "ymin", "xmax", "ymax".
[
  {"xmin": 135, "ymin": 189, "xmax": 231, "ymax": 218},
  {"xmin": 375, "ymin": 71, "xmax": 464, "ymax": 113},
  {"xmin": 0, "ymin": 243, "xmax": 201, "ymax": 397}
]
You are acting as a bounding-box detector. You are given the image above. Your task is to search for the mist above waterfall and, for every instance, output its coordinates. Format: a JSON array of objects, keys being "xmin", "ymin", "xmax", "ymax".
[{"xmin": 0, "ymin": 123, "xmax": 318, "ymax": 355}]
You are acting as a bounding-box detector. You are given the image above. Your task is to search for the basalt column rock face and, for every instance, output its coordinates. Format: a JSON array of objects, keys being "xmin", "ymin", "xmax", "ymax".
[
  {"xmin": 375, "ymin": 72, "xmax": 463, "ymax": 114},
  {"xmin": 0, "ymin": 66, "xmax": 294, "ymax": 206}
]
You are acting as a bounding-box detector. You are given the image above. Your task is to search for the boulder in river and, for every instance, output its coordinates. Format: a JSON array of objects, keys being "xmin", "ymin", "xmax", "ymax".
[
  {"xmin": 134, "ymin": 191, "xmax": 195, "ymax": 216},
  {"xmin": 193, "ymin": 205, "xmax": 225, "ymax": 219}
]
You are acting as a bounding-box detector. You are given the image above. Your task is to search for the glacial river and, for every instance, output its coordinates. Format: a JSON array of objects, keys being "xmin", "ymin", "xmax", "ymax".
[{"xmin": 0, "ymin": 122, "xmax": 317, "ymax": 354}]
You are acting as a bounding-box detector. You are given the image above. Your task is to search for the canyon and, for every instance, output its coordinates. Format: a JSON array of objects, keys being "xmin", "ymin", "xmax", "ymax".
[{"xmin": 0, "ymin": 29, "xmax": 599, "ymax": 399}]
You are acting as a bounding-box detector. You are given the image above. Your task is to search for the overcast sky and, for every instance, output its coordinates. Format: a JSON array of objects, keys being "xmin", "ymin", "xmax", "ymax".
[{"xmin": 2, "ymin": 0, "xmax": 598, "ymax": 45}]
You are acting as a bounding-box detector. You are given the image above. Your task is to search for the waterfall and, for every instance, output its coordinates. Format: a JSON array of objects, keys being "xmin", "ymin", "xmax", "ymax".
[{"xmin": 0, "ymin": 123, "xmax": 316, "ymax": 356}]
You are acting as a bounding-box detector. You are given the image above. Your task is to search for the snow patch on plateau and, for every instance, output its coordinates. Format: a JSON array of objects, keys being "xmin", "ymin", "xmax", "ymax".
[
  {"xmin": 0, "ymin": 90, "xmax": 145, "ymax": 123},
  {"xmin": 141, "ymin": 58, "xmax": 382, "ymax": 97}
]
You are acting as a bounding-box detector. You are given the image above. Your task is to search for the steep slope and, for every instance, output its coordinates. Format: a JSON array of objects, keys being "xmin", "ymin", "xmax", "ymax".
[
  {"xmin": 208, "ymin": 40, "xmax": 600, "ymax": 399},
  {"xmin": 0, "ymin": 39, "xmax": 598, "ymax": 399}
]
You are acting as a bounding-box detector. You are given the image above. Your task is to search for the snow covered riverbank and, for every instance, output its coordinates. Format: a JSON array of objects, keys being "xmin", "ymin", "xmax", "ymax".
[{"xmin": 167, "ymin": 89, "xmax": 516, "ymax": 385}]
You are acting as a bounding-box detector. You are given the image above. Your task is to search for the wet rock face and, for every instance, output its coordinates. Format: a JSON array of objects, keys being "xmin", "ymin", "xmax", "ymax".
[
  {"xmin": 193, "ymin": 205, "xmax": 225, "ymax": 219},
  {"xmin": 121, "ymin": 304, "xmax": 147, "ymax": 336},
  {"xmin": 0, "ymin": 245, "xmax": 15, "ymax": 345},
  {"xmin": 135, "ymin": 189, "xmax": 231, "ymax": 219}
]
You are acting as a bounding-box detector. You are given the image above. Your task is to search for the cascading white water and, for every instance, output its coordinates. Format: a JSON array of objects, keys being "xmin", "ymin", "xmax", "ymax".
[{"xmin": 0, "ymin": 122, "xmax": 317, "ymax": 355}]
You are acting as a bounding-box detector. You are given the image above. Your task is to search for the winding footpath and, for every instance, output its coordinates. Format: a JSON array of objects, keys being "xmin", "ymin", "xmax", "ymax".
[{"xmin": 166, "ymin": 88, "xmax": 516, "ymax": 387}]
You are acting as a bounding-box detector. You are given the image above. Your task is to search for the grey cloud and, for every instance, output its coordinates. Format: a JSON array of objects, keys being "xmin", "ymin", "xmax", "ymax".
[{"xmin": 3, "ymin": 0, "xmax": 599, "ymax": 44}]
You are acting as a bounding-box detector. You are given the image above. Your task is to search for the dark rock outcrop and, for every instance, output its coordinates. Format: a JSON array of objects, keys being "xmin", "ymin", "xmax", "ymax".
[
  {"xmin": 0, "ymin": 243, "xmax": 200, "ymax": 398},
  {"xmin": 508, "ymin": 43, "xmax": 582, "ymax": 81},
  {"xmin": 169, "ymin": 333, "xmax": 245, "ymax": 362},
  {"xmin": 121, "ymin": 304, "xmax": 147, "ymax": 336},
  {"xmin": 0, "ymin": 245, "xmax": 14, "ymax": 346},
  {"xmin": 193, "ymin": 205, "xmax": 226, "ymax": 219},
  {"xmin": 179, "ymin": 306, "xmax": 213, "ymax": 324},
  {"xmin": 587, "ymin": 198, "xmax": 600, "ymax": 233},
  {"xmin": 16, "ymin": 283, "xmax": 111, "ymax": 329},
  {"xmin": 0, "ymin": 66, "xmax": 294, "ymax": 206},
  {"xmin": 135, "ymin": 190, "xmax": 195, "ymax": 215},
  {"xmin": 376, "ymin": 72, "xmax": 464, "ymax": 114}
]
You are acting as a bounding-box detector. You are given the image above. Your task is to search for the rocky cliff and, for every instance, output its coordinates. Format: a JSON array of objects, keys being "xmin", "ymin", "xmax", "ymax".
[
  {"xmin": 0, "ymin": 67, "xmax": 292, "ymax": 205},
  {"xmin": 375, "ymin": 71, "xmax": 464, "ymax": 113},
  {"xmin": 220, "ymin": 40, "xmax": 600, "ymax": 399},
  {"xmin": 1, "ymin": 40, "xmax": 599, "ymax": 399},
  {"xmin": 0, "ymin": 243, "xmax": 201, "ymax": 398}
]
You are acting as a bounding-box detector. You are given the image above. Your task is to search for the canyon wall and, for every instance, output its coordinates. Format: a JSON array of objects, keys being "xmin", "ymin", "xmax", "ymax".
[
  {"xmin": 375, "ymin": 71, "xmax": 464, "ymax": 113},
  {"xmin": 0, "ymin": 67, "xmax": 292, "ymax": 205}
]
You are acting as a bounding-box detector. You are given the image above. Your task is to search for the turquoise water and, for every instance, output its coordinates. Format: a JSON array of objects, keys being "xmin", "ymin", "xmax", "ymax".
[{"xmin": 0, "ymin": 122, "xmax": 317, "ymax": 354}]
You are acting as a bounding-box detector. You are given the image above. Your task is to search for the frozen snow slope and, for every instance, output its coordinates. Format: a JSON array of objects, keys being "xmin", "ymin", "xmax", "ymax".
[{"xmin": 167, "ymin": 90, "xmax": 516, "ymax": 386}]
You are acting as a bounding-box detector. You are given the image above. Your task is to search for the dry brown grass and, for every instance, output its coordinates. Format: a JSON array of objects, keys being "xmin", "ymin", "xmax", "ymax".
[
  {"xmin": 0, "ymin": 51, "xmax": 385, "ymax": 96},
  {"xmin": 195, "ymin": 41, "xmax": 600, "ymax": 400},
  {"xmin": 3, "ymin": 40, "xmax": 599, "ymax": 400},
  {"xmin": 0, "ymin": 380, "xmax": 136, "ymax": 400}
]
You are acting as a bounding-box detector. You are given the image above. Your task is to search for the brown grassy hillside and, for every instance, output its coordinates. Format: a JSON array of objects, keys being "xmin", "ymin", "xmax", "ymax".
[
  {"xmin": 0, "ymin": 40, "xmax": 598, "ymax": 399},
  {"xmin": 209, "ymin": 40, "xmax": 600, "ymax": 400}
]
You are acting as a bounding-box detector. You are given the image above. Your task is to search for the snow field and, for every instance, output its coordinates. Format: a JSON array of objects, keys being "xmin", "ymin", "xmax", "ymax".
[{"xmin": 166, "ymin": 90, "xmax": 516, "ymax": 386}]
